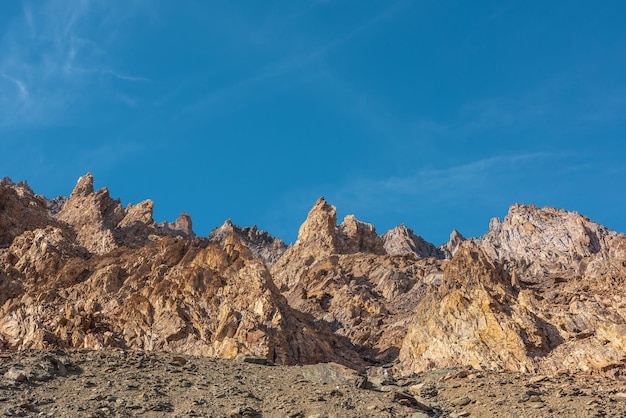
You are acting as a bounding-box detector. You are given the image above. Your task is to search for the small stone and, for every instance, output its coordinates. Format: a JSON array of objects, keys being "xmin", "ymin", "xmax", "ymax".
[
  {"xmin": 528, "ymin": 375, "xmax": 547, "ymax": 384},
  {"xmin": 529, "ymin": 395, "xmax": 542, "ymax": 402},
  {"xmin": 368, "ymin": 375, "xmax": 397, "ymax": 390},
  {"xmin": 391, "ymin": 391, "xmax": 432, "ymax": 412},
  {"xmin": 354, "ymin": 376, "xmax": 367, "ymax": 389},
  {"xmin": 443, "ymin": 370, "xmax": 469, "ymax": 380},
  {"xmin": 450, "ymin": 396, "xmax": 472, "ymax": 407},
  {"xmin": 17, "ymin": 403, "xmax": 33, "ymax": 411},
  {"xmin": 451, "ymin": 412, "xmax": 471, "ymax": 418},
  {"xmin": 4, "ymin": 368, "xmax": 27, "ymax": 382},
  {"xmin": 613, "ymin": 392, "xmax": 626, "ymax": 401},
  {"xmin": 238, "ymin": 355, "xmax": 270, "ymax": 365},
  {"xmin": 171, "ymin": 356, "xmax": 187, "ymax": 366},
  {"xmin": 409, "ymin": 382, "xmax": 438, "ymax": 398}
]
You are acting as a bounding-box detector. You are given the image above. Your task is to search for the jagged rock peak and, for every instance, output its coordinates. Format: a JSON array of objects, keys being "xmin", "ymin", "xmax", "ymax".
[
  {"xmin": 158, "ymin": 212, "xmax": 194, "ymax": 238},
  {"xmin": 338, "ymin": 214, "xmax": 386, "ymax": 255},
  {"xmin": 478, "ymin": 203, "xmax": 616, "ymax": 282},
  {"xmin": 57, "ymin": 173, "xmax": 196, "ymax": 254},
  {"xmin": 440, "ymin": 229, "xmax": 466, "ymax": 259},
  {"xmin": 271, "ymin": 198, "xmax": 386, "ymax": 291},
  {"xmin": 46, "ymin": 195, "xmax": 68, "ymax": 215},
  {"xmin": 383, "ymin": 224, "xmax": 444, "ymax": 258},
  {"xmin": 120, "ymin": 200, "xmax": 155, "ymax": 227},
  {"xmin": 209, "ymin": 219, "xmax": 287, "ymax": 266},
  {"xmin": 71, "ymin": 172, "xmax": 95, "ymax": 197},
  {"xmin": 173, "ymin": 212, "xmax": 193, "ymax": 236},
  {"xmin": 0, "ymin": 178, "xmax": 52, "ymax": 248},
  {"xmin": 292, "ymin": 197, "xmax": 385, "ymax": 256},
  {"xmin": 295, "ymin": 197, "xmax": 339, "ymax": 251}
]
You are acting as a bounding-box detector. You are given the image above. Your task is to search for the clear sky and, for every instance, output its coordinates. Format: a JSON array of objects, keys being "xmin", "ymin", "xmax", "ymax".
[{"xmin": 1, "ymin": 1, "xmax": 625, "ymax": 245}]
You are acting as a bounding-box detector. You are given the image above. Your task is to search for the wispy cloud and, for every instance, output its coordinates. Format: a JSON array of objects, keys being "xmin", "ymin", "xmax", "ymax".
[
  {"xmin": 0, "ymin": 0, "xmax": 149, "ymax": 127},
  {"xmin": 327, "ymin": 152, "xmax": 567, "ymax": 211},
  {"xmin": 1, "ymin": 73, "xmax": 29, "ymax": 101}
]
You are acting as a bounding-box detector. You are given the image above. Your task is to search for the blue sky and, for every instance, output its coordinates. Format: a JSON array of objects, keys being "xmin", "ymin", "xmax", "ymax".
[{"xmin": 1, "ymin": 1, "xmax": 625, "ymax": 245}]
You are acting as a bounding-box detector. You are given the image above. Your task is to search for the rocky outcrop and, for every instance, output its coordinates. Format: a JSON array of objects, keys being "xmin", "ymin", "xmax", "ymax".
[
  {"xmin": 2, "ymin": 175, "xmax": 626, "ymax": 379},
  {"xmin": 55, "ymin": 173, "xmax": 195, "ymax": 254},
  {"xmin": 398, "ymin": 213, "xmax": 626, "ymax": 378},
  {"xmin": 282, "ymin": 252, "xmax": 444, "ymax": 363},
  {"xmin": 383, "ymin": 224, "xmax": 444, "ymax": 258},
  {"xmin": 209, "ymin": 219, "xmax": 286, "ymax": 266},
  {"xmin": 271, "ymin": 197, "xmax": 385, "ymax": 291},
  {"xmin": 477, "ymin": 204, "xmax": 616, "ymax": 283},
  {"xmin": 55, "ymin": 173, "xmax": 126, "ymax": 254},
  {"xmin": 271, "ymin": 198, "xmax": 442, "ymax": 363},
  {"xmin": 0, "ymin": 232, "xmax": 362, "ymax": 366},
  {"xmin": 0, "ymin": 178, "xmax": 53, "ymax": 248},
  {"xmin": 0, "ymin": 175, "xmax": 362, "ymax": 368},
  {"xmin": 440, "ymin": 229, "xmax": 465, "ymax": 258},
  {"xmin": 338, "ymin": 214, "xmax": 386, "ymax": 255},
  {"xmin": 159, "ymin": 212, "xmax": 194, "ymax": 238}
]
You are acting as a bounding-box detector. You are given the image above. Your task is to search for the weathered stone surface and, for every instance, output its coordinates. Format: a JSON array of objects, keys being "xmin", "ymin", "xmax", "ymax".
[
  {"xmin": 441, "ymin": 229, "xmax": 466, "ymax": 258},
  {"xmin": 2, "ymin": 175, "xmax": 626, "ymax": 381},
  {"xmin": 477, "ymin": 204, "xmax": 616, "ymax": 283},
  {"xmin": 271, "ymin": 198, "xmax": 443, "ymax": 362},
  {"xmin": 382, "ymin": 224, "xmax": 444, "ymax": 259},
  {"xmin": 398, "ymin": 208, "xmax": 626, "ymax": 377},
  {"xmin": 0, "ymin": 178, "xmax": 53, "ymax": 248},
  {"xmin": 209, "ymin": 219, "xmax": 286, "ymax": 266}
]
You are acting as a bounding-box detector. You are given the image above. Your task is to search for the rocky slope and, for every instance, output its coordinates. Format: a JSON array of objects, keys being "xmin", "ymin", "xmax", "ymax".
[
  {"xmin": 271, "ymin": 198, "xmax": 444, "ymax": 364},
  {"xmin": 1, "ymin": 174, "xmax": 626, "ymax": 384},
  {"xmin": 399, "ymin": 205, "xmax": 626, "ymax": 378},
  {"xmin": 0, "ymin": 175, "xmax": 361, "ymax": 369},
  {"xmin": 4, "ymin": 349, "xmax": 626, "ymax": 418}
]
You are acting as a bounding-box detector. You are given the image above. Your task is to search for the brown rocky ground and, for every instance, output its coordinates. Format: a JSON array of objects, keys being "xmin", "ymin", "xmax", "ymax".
[{"xmin": 2, "ymin": 349, "xmax": 626, "ymax": 417}]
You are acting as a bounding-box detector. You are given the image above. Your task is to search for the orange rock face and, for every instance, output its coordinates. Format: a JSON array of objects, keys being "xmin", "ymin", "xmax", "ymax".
[{"xmin": 1, "ymin": 175, "xmax": 626, "ymax": 379}]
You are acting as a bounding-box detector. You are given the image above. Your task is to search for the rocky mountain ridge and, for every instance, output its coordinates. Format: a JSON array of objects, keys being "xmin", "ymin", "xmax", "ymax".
[{"xmin": 1, "ymin": 174, "xmax": 625, "ymax": 382}]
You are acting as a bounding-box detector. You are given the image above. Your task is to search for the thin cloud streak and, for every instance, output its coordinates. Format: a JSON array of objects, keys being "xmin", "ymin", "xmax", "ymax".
[
  {"xmin": 1, "ymin": 73, "xmax": 29, "ymax": 101},
  {"xmin": 331, "ymin": 152, "xmax": 565, "ymax": 210},
  {"xmin": 0, "ymin": 0, "xmax": 148, "ymax": 127}
]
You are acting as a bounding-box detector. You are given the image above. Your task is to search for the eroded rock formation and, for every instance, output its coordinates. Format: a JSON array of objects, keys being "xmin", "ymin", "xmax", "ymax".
[
  {"xmin": 399, "ymin": 206, "xmax": 626, "ymax": 378},
  {"xmin": 1, "ymin": 175, "xmax": 626, "ymax": 379},
  {"xmin": 383, "ymin": 224, "xmax": 445, "ymax": 258},
  {"xmin": 271, "ymin": 198, "xmax": 444, "ymax": 364},
  {"xmin": 209, "ymin": 219, "xmax": 287, "ymax": 266}
]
